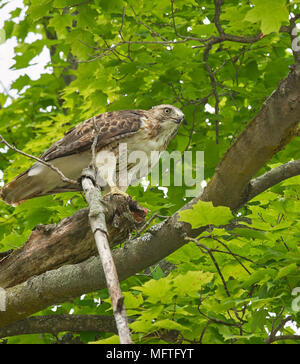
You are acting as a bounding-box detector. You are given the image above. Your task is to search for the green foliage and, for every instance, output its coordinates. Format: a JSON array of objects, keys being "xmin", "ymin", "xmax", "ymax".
[
  {"xmin": 0, "ymin": 0, "xmax": 299, "ymax": 344},
  {"xmin": 0, "ymin": 29, "xmax": 5, "ymax": 44},
  {"xmin": 244, "ymin": 0, "xmax": 289, "ymax": 34},
  {"xmin": 120, "ymin": 189, "xmax": 300, "ymax": 344},
  {"xmin": 178, "ymin": 201, "xmax": 233, "ymax": 228}
]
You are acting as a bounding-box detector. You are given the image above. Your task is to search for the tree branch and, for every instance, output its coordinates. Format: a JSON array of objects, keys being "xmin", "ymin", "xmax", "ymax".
[
  {"xmin": 264, "ymin": 315, "xmax": 298, "ymax": 344},
  {"xmin": 265, "ymin": 334, "xmax": 300, "ymax": 344},
  {"xmin": 200, "ymin": 65, "xmax": 300, "ymax": 210},
  {"xmin": 203, "ymin": 44, "xmax": 220, "ymax": 144},
  {"xmin": 213, "ymin": 0, "xmax": 225, "ymax": 36},
  {"xmin": 80, "ymin": 168, "xmax": 133, "ymax": 344},
  {"xmin": 80, "ymin": 116, "xmax": 133, "ymax": 343},
  {"xmin": 289, "ymin": 14, "xmax": 300, "ymax": 65},
  {"xmin": 0, "ymin": 212, "xmax": 193, "ymax": 329},
  {"xmin": 246, "ymin": 160, "xmax": 300, "ymax": 202},
  {"xmin": 0, "ymin": 314, "xmax": 117, "ymax": 338},
  {"xmin": 0, "ymin": 198, "xmax": 146, "ymax": 289},
  {"xmin": 185, "ymin": 236, "xmax": 230, "ymax": 297}
]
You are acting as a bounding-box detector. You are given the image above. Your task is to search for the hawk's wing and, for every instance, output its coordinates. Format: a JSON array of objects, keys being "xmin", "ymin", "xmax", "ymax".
[
  {"xmin": 41, "ymin": 109, "xmax": 145, "ymax": 162},
  {"xmin": 0, "ymin": 109, "xmax": 146, "ymax": 205}
]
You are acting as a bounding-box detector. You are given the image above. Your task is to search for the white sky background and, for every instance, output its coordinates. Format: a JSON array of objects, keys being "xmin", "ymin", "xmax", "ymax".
[{"xmin": 0, "ymin": 0, "xmax": 50, "ymax": 101}]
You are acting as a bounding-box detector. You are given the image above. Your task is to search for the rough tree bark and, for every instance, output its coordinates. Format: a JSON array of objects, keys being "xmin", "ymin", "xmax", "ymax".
[
  {"xmin": 0, "ymin": 314, "xmax": 118, "ymax": 338},
  {"xmin": 0, "ymin": 197, "xmax": 146, "ymax": 289},
  {"xmin": 200, "ymin": 65, "xmax": 300, "ymax": 210}
]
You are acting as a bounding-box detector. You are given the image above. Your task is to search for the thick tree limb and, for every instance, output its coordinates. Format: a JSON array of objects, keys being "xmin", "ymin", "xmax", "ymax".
[
  {"xmin": 0, "ymin": 214, "xmax": 194, "ymax": 329},
  {"xmin": 0, "ymin": 250, "xmax": 13, "ymax": 259},
  {"xmin": 0, "ymin": 198, "xmax": 146, "ymax": 289},
  {"xmin": 0, "ymin": 314, "xmax": 117, "ymax": 338},
  {"xmin": 200, "ymin": 65, "xmax": 300, "ymax": 210}
]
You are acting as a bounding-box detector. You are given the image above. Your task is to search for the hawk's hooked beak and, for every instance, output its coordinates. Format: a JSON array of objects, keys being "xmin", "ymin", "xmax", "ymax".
[{"xmin": 175, "ymin": 114, "xmax": 185, "ymax": 124}]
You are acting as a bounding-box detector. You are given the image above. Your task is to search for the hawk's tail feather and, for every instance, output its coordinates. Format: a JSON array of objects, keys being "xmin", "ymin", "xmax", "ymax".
[
  {"xmin": 0, "ymin": 170, "xmax": 82, "ymax": 206},
  {"xmin": 0, "ymin": 169, "xmax": 42, "ymax": 206},
  {"xmin": 33, "ymin": 185, "xmax": 83, "ymax": 197}
]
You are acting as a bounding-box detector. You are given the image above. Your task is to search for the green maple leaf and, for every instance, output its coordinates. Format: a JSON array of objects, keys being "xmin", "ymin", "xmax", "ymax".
[
  {"xmin": 178, "ymin": 201, "xmax": 232, "ymax": 228},
  {"xmin": 244, "ymin": 0, "xmax": 289, "ymax": 34}
]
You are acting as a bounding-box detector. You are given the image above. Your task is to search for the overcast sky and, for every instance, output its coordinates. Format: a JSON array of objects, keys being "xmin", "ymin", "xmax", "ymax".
[{"xmin": 0, "ymin": 0, "xmax": 50, "ymax": 101}]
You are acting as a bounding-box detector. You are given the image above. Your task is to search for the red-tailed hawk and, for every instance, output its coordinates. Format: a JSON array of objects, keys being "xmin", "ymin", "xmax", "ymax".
[{"xmin": 1, "ymin": 104, "xmax": 184, "ymax": 206}]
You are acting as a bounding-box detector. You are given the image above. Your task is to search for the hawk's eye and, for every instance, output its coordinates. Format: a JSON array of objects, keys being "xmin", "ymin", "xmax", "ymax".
[{"xmin": 164, "ymin": 108, "xmax": 171, "ymax": 114}]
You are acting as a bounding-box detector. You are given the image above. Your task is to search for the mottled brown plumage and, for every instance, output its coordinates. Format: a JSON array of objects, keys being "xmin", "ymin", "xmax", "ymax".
[
  {"xmin": 0, "ymin": 105, "xmax": 184, "ymax": 206},
  {"xmin": 41, "ymin": 110, "xmax": 144, "ymax": 162}
]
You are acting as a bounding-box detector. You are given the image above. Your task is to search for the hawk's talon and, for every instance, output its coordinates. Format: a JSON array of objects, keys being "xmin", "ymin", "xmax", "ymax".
[{"xmin": 105, "ymin": 186, "xmax": 130, "ymax": 200}]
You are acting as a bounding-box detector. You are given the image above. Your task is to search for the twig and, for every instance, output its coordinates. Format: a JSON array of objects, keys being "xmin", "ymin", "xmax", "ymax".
[
  {"xmin": 136, "ymin": 211, "xmax": 159, "ymax": 236},
  {"xmin": 118, "ymin": 6, "xmax": 126, "ymax": 41},
  {"xmin": 170, "ymin": 0, "xmax": 213, "ymax": 42},
  {"xmin": 213, "ymin": 0, "xmax": 225, "ymax": 36},
  {"xmin": 130, "ymin": 5, "xmax": 168, "ymax": 42},
  {"xmin": 53, "ymin": 0, "xmax": 92, "ymax": 10},
  {"xmin": 203, "ymin": 45, "xmax": 220, "ymax": 144},
  {"xmin": 202, "ymin": 235, "xmax": 252, "ymax": 275},
  {"xmin": 198, "ymin": 309, "xmax": 241, "ymax": 327},
  {"xmin": 75, "ymin": 39, "xmax": 191, "ymax": 63},
  {"xmin": 0, "ymin": 135, "xmax": 78, "ymax": 185},
  {"xmin": 0, "ymin": 80, "xmax": 14, "ymax": 100},
  {"xmin": 207, "ymin": 247, "xmax": 257, "ymax": 267},
  {"xmin": 265, "ymin": 315, "xmax": 294, "ymax": 344},
  {"xmin": 185, "ymin": 236, "xmax": 230, "ymax": 297},
  {"xmin": 199, "ymin": 320, "xmax": 212, "ymax": 344},
  {"xmin": 212, "ymin": 45, "xmax": 264, "ymax": 75},
  {"xmin": 184, "ymin": 104, "xmax": 202, "ymax": 151}
]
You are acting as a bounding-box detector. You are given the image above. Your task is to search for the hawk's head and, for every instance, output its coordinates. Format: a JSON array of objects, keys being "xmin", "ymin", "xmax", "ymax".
[
  {"xmin": 150, "ymin": 104, "xmax": 184, "ymax": 126},
  {"xmin": 144, "ymin": 104, "xmax": 184, "ymax": 146}
]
